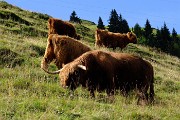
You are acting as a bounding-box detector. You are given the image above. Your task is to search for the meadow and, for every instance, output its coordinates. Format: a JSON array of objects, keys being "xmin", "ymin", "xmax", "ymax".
[{"xmin": 0, "ymin": 1, "xmax": 180, "ymax": 120}]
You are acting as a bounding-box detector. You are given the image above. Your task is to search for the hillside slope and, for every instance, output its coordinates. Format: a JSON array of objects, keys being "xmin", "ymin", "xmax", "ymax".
[{"xmin": 0, "ymin": 1, "xmax": 179, "ymax": 120}]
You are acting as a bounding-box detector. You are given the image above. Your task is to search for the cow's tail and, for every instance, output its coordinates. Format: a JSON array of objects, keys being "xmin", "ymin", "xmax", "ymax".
[
  {"xmin": 145, "ymin": 61, "xmax": 155, "ymax": 104},
  {"xmin": 149, "ymin": 69, "xmax": 154, "ymax": 104},
  {"xmin": 149, "ymin": 81, "xmax": 154, "ymax": 103}
]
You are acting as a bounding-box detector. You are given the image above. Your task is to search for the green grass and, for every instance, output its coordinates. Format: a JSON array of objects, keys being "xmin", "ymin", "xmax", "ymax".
[{"xmin": 0, "ymin": 1, "xmax": 180, "ymax": 120}]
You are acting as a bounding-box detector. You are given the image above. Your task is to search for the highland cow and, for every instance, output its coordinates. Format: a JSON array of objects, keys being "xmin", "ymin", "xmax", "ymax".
[
  {"xmin": 48, "ymin": 18, "xmax": 80, "ymax": 40},
  {"xmin": 47, "ymin": 50, "xmax": 154, "ymax": 105},
  {"xmin": 95, "ymin": 29, "xmax": 137, "ymax": 50},
  {"xmin": 41, "ymin": 34, "xmax": 91, "ymax": 73}
]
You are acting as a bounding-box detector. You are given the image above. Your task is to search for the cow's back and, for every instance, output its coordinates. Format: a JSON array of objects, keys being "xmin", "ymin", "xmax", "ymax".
[
  {"xmin": 111, "ymin": 52, "xmax": 153, "ymax": 91},
  {"xmin": 48, "ymin": 18, "xmax": 76, "ymax": 38}
]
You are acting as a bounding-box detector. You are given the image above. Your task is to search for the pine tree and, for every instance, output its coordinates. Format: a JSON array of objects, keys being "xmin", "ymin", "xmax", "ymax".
[
  {"xmin": 70, "ymin": 11, "xmax": 81, "ymax": 24},
  {"xmin": 118, "ymin": 14, "xmax": 123, "ymax": 33},
  {"xmin": 160, "ymin": 23, "xmax": 171, "ymax": 52},
  {"xmin": 171, "ymin": 28, "xmax": 180, "ymax": 56},
  {"xmin": 144, "ymin": 19, "xmax": 152, "ymax": 39},
  {"xmin": 144, "ymin": 19, "xmax": 153, "ymax": 45},
  {"xmin": 108, "ymin": 9, "xmax": 119, "ymax": 32},
  {"xmin": 161, "ymin": 23, "xmax": 171, "ymax": 41},
  {"xmin": 70, "ymin": 11, "xmax": 76, "ymax": 22},
  {"xmin": 172, "ymin": 28, "xmax": 178, "ymax": 42},
  {"xmin": 118, "ymin": 14, "xmax": 130, "ymax": 33},
  {"xmin": 133, "ymin": 23, "xmax": 142, "ymax": 38},
  {"xmin": 122, "ymin": 19, "xmax": 130, "ymax": 33},
  {"xmin": 155, "ymin": 28, "xmax": 162, "ymax": 48},
  {"xmin": 97, "ymin": 17, "xmax": 105, "ymax": 29}
]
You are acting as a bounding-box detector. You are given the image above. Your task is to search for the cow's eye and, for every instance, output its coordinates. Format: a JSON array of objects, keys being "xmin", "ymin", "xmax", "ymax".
[{"xmin": 74, "ymin": 70, "xmax": 79, "ymax": 76}]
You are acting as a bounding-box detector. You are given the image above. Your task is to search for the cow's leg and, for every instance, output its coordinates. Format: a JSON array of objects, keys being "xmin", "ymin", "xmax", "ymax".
[
  {"xmin": 119, "ymin": 82, "xmax": 130, "ymax": 97},
  {"xmin": 87, "ymin": 78, "xmax": 95, "ymax": 98},
  {"xmin": 106, "ymin": 88, "xmax": 115, "ymax": 102},
  {"xmin": 106, "ymin": 77, "xmax": 115, "ymax": 102},
  {"xmin": 69, "ymin": 90, "xmax": 74, "ymax": 98},
  {"xmin": 89, "ymin": 89, "xmax": 95, "ymax": 98},
  {"xmin": 107, "ymin": 88, "xmax": 114, "ymax": 96},
  {"xmin": 137, "ymin": 85, "xmax": 149, "ymax": 105},
  {"xmin": 106, "ymin": 79, "xmax": 115, "ymax": 96},
  {"xmin": 88, "ymin": 83, "xmax": 95, "ymax": 98}
]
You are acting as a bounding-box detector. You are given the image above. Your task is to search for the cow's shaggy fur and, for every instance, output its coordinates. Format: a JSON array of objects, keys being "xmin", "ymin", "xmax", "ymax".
[
  {"xmin": 95, "ymin": 29, "xmax": 137, "ymax": 50},
  {"xmin": 41, "ymin": 34, "xmax": 91, "ymax": 71},
  {"xmin": 48, "ymin": 18, "xmax": 80, "ymax": 40},
  {"xmin": 59, "ymin": 50, "xmax": 154, "ymax": 105}
]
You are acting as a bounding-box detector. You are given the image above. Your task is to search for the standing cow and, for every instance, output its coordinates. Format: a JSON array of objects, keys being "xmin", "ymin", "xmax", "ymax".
[
  {"xmin": 46, "ymin": 50, "xmax": 154, "ymax": 105},
  {"xmin": 95, "ymin": 29, "xmax": 137, "ymax": 50},
  {"xmin": 48, "ymin": 18, "xmax": 80, "ymax": 40},
  {"xmin": 41, "ymin": 34, "xmax": 91, "ymax": 73}
]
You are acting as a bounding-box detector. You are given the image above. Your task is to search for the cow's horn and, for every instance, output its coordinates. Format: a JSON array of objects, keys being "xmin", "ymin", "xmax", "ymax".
[
  {"xmin": 41, "ymin": 67, "xmax": 61, "ymax": 74},
  {"xmin": 41, "ymin": 59, "xmax": 61, "ymax": 74},
  {"xmin": 77, "ymin": 65, "xmax": 87, "ymax": 70}
]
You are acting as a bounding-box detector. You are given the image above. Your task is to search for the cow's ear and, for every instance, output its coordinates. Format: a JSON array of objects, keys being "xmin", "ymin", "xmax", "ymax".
[
  {"xmin": 129, "ymin": 32, "xmax": 132, "ymax": 35},
  {"xmin": 77, "ymin": 65, "xmax": 87, "ymax": 71}
]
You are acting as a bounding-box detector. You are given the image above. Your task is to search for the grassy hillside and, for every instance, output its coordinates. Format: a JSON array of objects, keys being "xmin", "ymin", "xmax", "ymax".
[{"xmin": 0, "ymin": 1, "xmax": 180, "ymax": 120}]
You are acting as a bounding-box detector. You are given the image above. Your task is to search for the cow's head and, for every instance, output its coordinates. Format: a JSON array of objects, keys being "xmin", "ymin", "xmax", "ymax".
[
  {"xmin": 41, "ymin": 34, "xmax": 61, "ymax": 74},
  {"xmin": 127, "ymin": 32, "xmax": 137, "ymax": 44},
  {"xmin": 59, "ymin": 64, "xmax": 87, "ymax": 90}
]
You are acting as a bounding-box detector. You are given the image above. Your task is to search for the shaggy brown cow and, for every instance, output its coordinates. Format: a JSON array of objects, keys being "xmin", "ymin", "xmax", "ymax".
[
  {"xmin": 49, "ymin": 50, "xmax": 154, "ymax": 104},
  {"xmin": 41, "ymin": 34, "xmax": 91, "ymax": 73},
  {"xmin": 48, "ymin": 18, "xmax": 80, "ymax": 40},
  {"xmin": 95, "ymin": 29, "xmax": 137, "ymax": 50}
]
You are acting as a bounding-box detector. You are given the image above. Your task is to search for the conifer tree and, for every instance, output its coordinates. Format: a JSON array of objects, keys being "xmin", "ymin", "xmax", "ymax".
[
  {"xmin": 108, "ymin": 9, "xmax": 119, "ymax": 32},
  {"xmin": 133, "ymin": 23, "xmax": 142, "ymax": 38},
  {"xmin": 160, "ymin": 23, "xmax": 171, "ymax": 52},
  {"xmin": 108, "ymin": 10, "xmax": 130, "ymax": 33},
  {"xmin": 144, "ymin": 19, "xmax": 152, "ymax": 39},
  {"xmin": 118, "ymin": 14, "xmax": 130, "ymax": 33},
  {"xmin": 70, "ymin": 11, "xmax": 76, "ymax": 22},
  {"xmin": 171, "ymin": 28, "xmax": 180, "ymax": 56},
  {"xmin": 118, "ymin": 14, "xmax": 123, "ymax": 33},
  {"xmin": 97, "ymin": 17, "xmax": 105, "ymax": 29},
  {"xmin": 144, "ymin": 19, "xmax": 153, "ymax": 45},
  {"xmin": 122, "ymin": 19, "xmax": 130, "ymax": 33},
  {"xmin": 155, "ymin": 28, "xmax": 162, "ymax": 48},
  {"xmin": 172, "ymin": 28, "xmax": 178, "ymax": 42},
  {"xmin": 70, "ymin": 11, "xmax": 81, "ymax": 24}
]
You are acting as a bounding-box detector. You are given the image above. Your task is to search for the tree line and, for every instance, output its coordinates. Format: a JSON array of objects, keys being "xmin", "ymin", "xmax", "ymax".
[
  {"xmin": 133, "ymin": 20, "xmax": 180, "ymax": 57},
  {"xmin": 69, "ymin": 10, "xmax": 180, "ymax": 58}
]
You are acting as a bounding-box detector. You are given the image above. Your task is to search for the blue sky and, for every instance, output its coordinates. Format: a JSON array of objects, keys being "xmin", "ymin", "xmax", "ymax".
[{"xmin": 4, "ymin": 0, "xmax": 180, "ymax": 33}]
